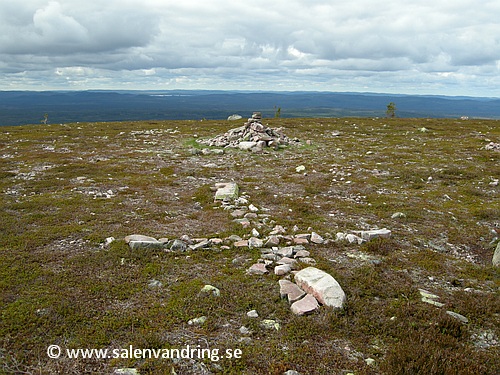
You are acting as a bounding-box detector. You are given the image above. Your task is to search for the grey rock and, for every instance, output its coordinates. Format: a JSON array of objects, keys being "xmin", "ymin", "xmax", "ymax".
[
  {"xmin": 238, "ymin": 141, "xmax": 257, "ymax": 151},
  {"xmin": 391, "ymin": 212, "xmax": 407, "ymax": 219},
  {"xmin": 310, "ymin": 232, "xmax": 324, "ymax": 244},
  {"xmin": 247, "ymin": 310, "xmax": 259, "ymax": 318},
  {"xmin": 248, "ymin": 237, "xmax": 264, "ymax": 249},
  {"xmin": 294, "ymin": 267, "xmax": 346, "ymax": 308},
  {"xmin": 124, "ymin": 234, "xmax": 158, "ymax": 243},
  {"xmin": 114, "ymin": 369, "xmax": 139, "ymax": 375},
  {"xmin": 128, "ymin": 240, "xmax": 164, "ymax": 250},
  {"xmin": 284, "ymin": 371, "xmax": 302, "ymax": 375},
  {"xmin": 446, "ymin": 311, "xmax": 469, "ymax": 324},
  {"xmin": 170, "ymin": 239, "xmax": 188, "ymax": 252},
  {"xmin": 261, "ymin": 319, "xmax": 280, "ymax": 330},
  {"xmin": 493, "ymin": 242, "xmax": 500, "ymax": 266},
  {"xmin": 359, "ymin": 228, "xmax": 391, "ymax": 241},
  {"xmin": 214, "ymin": 182, "xmax": 239, "ymax": 201},
  {"xmin": 265, "ymin": 235, "xmax": 281, "ymax": 247},
  {"xmin": 276, "ymin": 246, "xmax": 294, "ymax": 258},
  {"xmin": 228, "ymin": 114, "xmax": 243, "ymax": 121},
  {"xmin": 247, "ymin": 263, "xmax": 268, "ymax": 275},
  {"xmin": 200, "ymin": 285, "xmax": 220, "ymax": 297},
  {"xmin": 274, "ymin": 264, "xmax": 292, "ymax": 276},
  {"xmin": 188, "ymin": 316, "xmax": 207, "ymax": 325}
]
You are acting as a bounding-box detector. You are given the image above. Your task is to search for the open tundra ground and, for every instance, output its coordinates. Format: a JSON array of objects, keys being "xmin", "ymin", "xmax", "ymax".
[{"xmin": 0, "ymin": 117, "xmax": 499, "ymax": 374}]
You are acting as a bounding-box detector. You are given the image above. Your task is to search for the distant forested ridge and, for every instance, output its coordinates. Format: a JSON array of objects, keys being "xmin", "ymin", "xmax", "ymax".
[{"xmin": 1, "ymin": 90, "xmax": 499, "ymax": 126}]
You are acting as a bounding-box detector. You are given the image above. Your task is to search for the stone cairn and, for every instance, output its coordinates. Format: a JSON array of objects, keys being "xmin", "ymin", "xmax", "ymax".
[{"xmin": 196, "ymin": 112, "xmax": 294, "ymax": 152}]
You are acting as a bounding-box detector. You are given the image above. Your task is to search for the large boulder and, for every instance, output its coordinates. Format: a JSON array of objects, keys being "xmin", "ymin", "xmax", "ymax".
[{"xmin": 293, "ymin": 267, "xmax": 346, "ymax": 308}]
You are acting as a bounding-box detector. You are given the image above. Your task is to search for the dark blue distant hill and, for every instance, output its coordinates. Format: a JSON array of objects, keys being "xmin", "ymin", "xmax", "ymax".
[{"xmin": 1, "ymin": 90, "xmax": 499, "ymax": 126}]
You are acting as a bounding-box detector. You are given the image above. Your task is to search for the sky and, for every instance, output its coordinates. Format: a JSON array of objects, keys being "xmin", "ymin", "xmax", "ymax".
[{"xmin": 1, "ymin": 0, "xmax": 500, "ymax": 96}]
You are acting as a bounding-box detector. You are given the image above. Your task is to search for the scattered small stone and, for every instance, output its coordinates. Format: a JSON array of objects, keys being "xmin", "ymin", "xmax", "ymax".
[
  {"xmin": 296, "ymin": 165, "xmax": 306, "ymax": 173},
  {"xmin": 114, "ymin": 369, "xmax": 139, "ymax": 375},
  {"xmin": 446, "ymin": 311, "xmax": 469, "ymax": 324},
  {"xmin": 248, "ymin": 237, "xmax": 264, "ymax": 249},
  {"xmin": 265, "ymin": 235, "xmax": 281, "ymax": 247},
  {"xmin": 148, "ymin": 279, "xmax": 162, "ymax": 288},
  {"xmin": 261, "ymin": 319, "xmax": 280, "ymax": 330},
  {"xmin": 419, "ymin": 289, "xmax": 445, "ymax": 307},
  {"xmin": 239, "ymin": 326, "xmax": 251, "ymax": 335},
  {"xmin": 170, "ymin": 239, "xmax": 188, "ymax": 252},
  {"xmin": 284, "ymin": 371, "xmax": 302, "ymax": 375},
  {"xmin": 365, "ymin": 358, "xmax": 376, "ymax": 366},
  {"xmin": 200, "ymin": 285, "xmax": 220, "ymax": 297},
  {"xmin": 247, "ymin": 310, "xmax": 259, "ymax": 318},
  {"xmin": 298, "ymin": 257, "xmax": 316, "ymax": 265},
  {"xmin": 274, "ymin": 264, "xmax": 292, "ymax": 276},
  {"xmin": 104, "ymin": 237, "xmax": 115, "ymax": 246},
  {"xmin": 248, "ymin": 204, "xmax": 259, "ymax": 212},
  {"xmin": 234, "ymin": 240, "xmax": 249, "ymax": 248},
  {"xmin": 294, "ymin": 250, "xmax": 310, "ymax": 258},
  {"xmin": 391, "ymin": 212, "xmax": 406, "ymax": 219},
  {"xmin": 310, "ymin": 232, "xmax": 324, "ymax": 244},
  {"xmin": 188, "ymin": 316, "xmax": 207, "ymax": 326}
]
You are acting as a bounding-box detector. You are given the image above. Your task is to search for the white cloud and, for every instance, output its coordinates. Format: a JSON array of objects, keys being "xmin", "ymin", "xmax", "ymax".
[{"xmin": 0, "ymin": 0, "xmax": 499, "ymax": 96}]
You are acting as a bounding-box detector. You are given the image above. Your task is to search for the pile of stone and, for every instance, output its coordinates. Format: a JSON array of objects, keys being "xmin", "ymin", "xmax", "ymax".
[{"xmin": 197, "ymin": 112, "xmax": 293, "ymax": 152}]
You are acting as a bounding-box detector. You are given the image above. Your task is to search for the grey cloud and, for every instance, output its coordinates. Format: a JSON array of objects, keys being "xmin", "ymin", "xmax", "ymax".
[{"xmin": 0, "ymin": 0, "xmax": 499, "ymax": 96}]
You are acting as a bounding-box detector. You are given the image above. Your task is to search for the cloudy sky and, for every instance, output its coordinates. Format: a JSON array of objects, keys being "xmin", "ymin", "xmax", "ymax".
[{"xmin": 1, "ymin": 0, "xmax": 499, "ymax": 96}]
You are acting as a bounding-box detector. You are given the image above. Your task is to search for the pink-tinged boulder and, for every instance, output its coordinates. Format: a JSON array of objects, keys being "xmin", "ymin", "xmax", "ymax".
[
  {"xmin": 291, "ymin": 294, "xmax": 319, "ymax": 316},
  {"xmin": 294, "ymin": 267, "xmax": 346, "ymax": 308},
  {"xmin": 246, "ymin": 263, "xmax": 268, "ymax": 275},
  {"xmin": 278, "ymin": 279, "xmax": 306, "ymax": 303}
]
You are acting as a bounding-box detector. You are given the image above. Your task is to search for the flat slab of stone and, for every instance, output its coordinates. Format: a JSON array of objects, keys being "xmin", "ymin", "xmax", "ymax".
[
  {"xmin": 279, "ymin": 279, "xmax": 306, "ymax": 303},
  {"xmin": 214, "ymin": 182, "xmax": 239, "ymax": 201},
  {"xmin": 294, "ymin": 267, "xmax": 346, "ymax": 308},
  {"xmin": 247, "ymin": 263, "xmax": 268, "ymax": 275},
  {"xmin": 125, "ymin": 234, "xmax": 158, "ymax": 243},
  {"xmin": 125, "ymin": 234, "xmax": 164, "ymax": 250},
  {"xmin": 359, "ymin": 228, "xmax": 391, "ymax": 241},
  {"xmin": 291, "ymin": 294, "xmax": 319, "ymax": 315},
  {"xmin": 128, "ymin": 240, "xmax": 165, "ymax": 250}
]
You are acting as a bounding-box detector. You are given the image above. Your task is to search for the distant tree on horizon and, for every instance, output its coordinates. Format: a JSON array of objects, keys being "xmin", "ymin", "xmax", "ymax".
[{"xmin": 386, "ymin": 102, "xmax": 397, "ymax": 118}]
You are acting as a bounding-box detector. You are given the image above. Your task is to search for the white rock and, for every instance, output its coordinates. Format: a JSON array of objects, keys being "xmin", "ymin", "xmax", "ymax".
[
  {"xmin": 248, "ymin": 237, "xmax": 264, "ymax": 249},
  {"xmin": 493, "ymin": 242, "xmax": 500, "ymax": 267},
  {"xmin": 360, "ymin": 228, "xmax": 391, "ymax": 241},
  {"xmin": 247, "ymin": 310, "xmax": 259, "ymax": 318},
  {"xmin": 248, "ymin": 204, "xmax": 259, "ymax": 212},
  {"xmin": 294, "ymin": 267, "xmax": 346, "ymax": 308},
  {"xmin": 274, "ymin": 264, "xmax": 291, "ymax": 276},
  {"xmin": 296, "ymin": 165, "xmax": 306, "ymax": 172},
  {"xmin": 239, "ymin": 141, "xmax": 257, "ymax": 151},
  {"xmin": 310, "ymin": 232, "xmax": 324, "ymax": 244}
]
